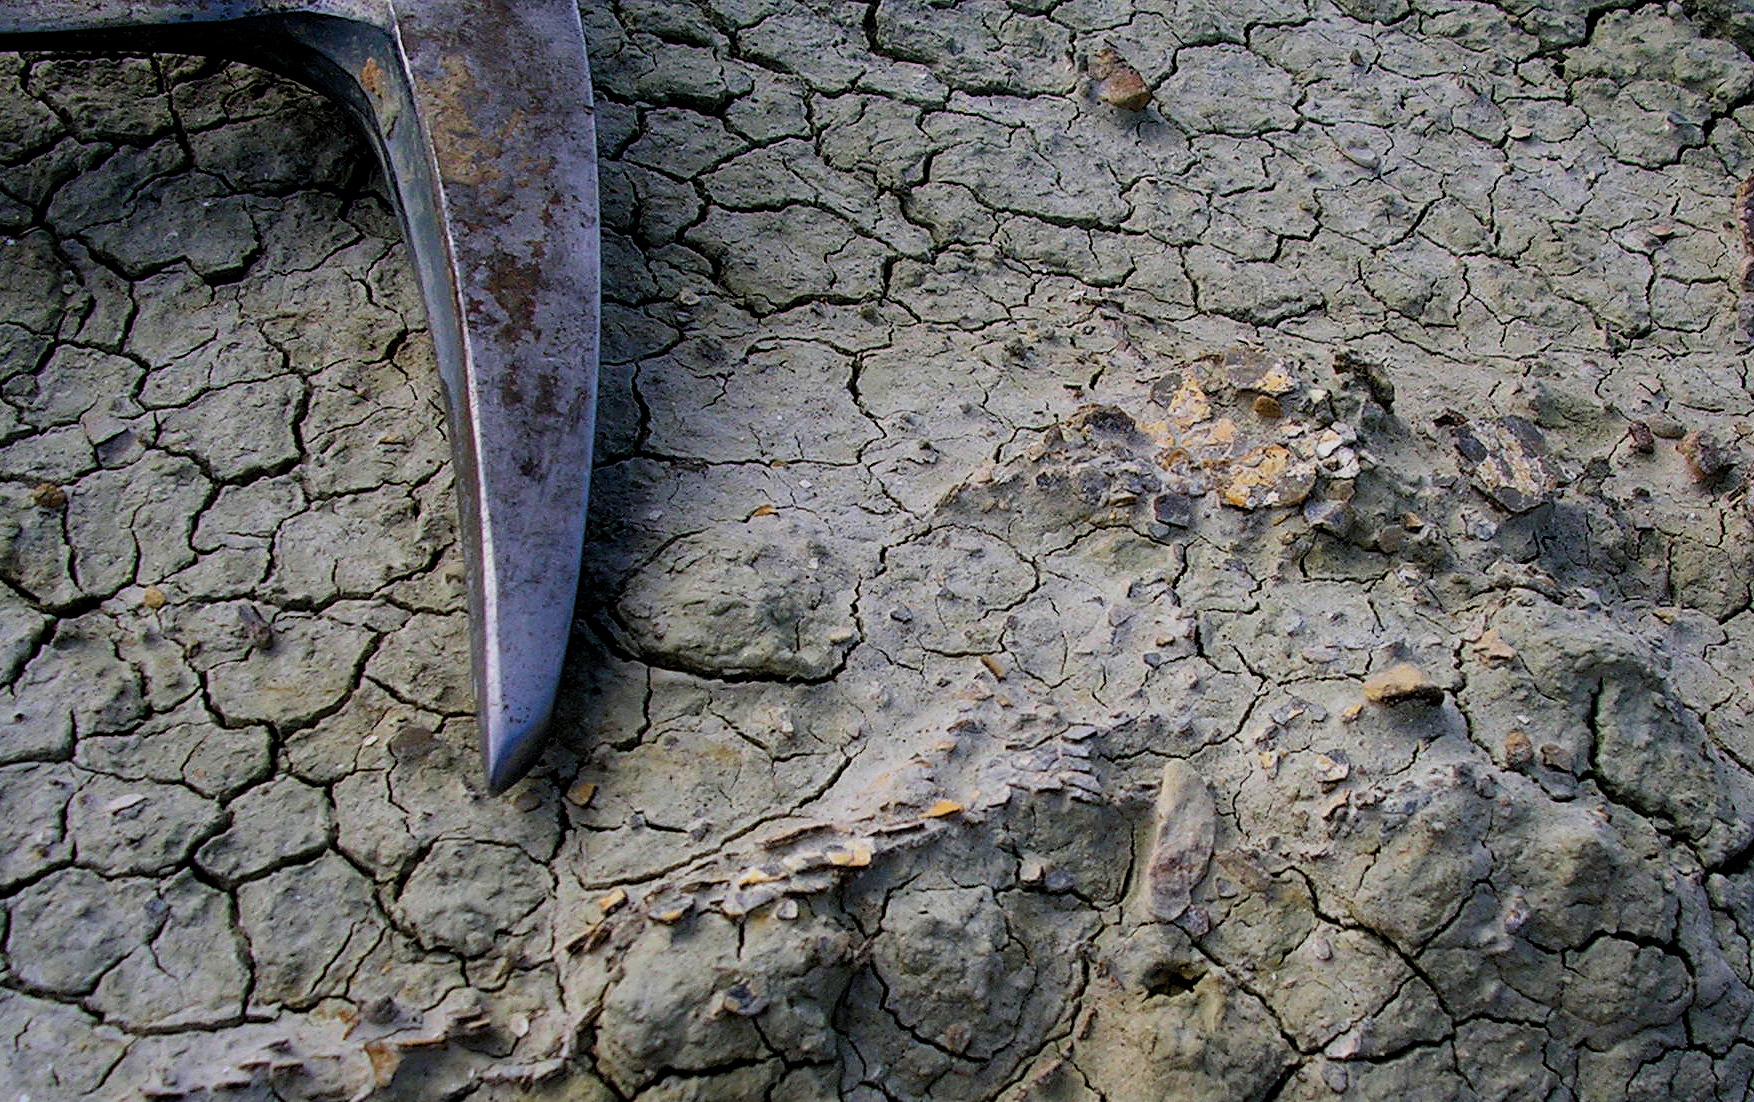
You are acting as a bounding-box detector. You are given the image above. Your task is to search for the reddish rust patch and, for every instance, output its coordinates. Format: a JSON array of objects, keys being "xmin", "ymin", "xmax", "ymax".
[
  {"xmin": 483, "ymin": 253, "xmax": 543, "ymax": 337},
  {"xmin": 428, "ymin": 55, "xmax": 505, "ymax": 188},
  {"xmin": 358, "ymin": 56, "xmax": 386, "ymax": 101}
]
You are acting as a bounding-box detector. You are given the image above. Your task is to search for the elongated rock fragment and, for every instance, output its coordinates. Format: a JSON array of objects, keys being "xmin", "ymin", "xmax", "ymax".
[{"xmin": 1143, "ymin": 759, "xmax": 1215, "ymax": 922}]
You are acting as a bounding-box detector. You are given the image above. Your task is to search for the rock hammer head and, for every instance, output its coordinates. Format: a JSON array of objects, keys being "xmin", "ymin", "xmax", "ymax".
[{"xmin": 0, "ymin": 0, "xmax": 602, "ymax": 794}]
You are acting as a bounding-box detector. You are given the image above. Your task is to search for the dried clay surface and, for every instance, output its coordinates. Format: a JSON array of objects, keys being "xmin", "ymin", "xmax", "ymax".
[{"xmin": 11, "ymin": 1, "xmax": 1754, "ymax": 1099}]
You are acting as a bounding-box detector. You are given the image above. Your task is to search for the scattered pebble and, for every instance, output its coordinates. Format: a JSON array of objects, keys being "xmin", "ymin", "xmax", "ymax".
[
  {"xmin": 234, "ymin": 605, "xmax": 274, "ymax": 652},
  {"xmin": 1678, "ymin": 430, "xmax": 1733, "ymax": 482},
  {"xmin": 363, "ymin": 995, "xmax": 399, "ymax": 1025},
  {"xmin": 1314, "ymin": 754, "xmax": 1350, "ymax": 787},
  {"xmin": 720, "ymin": 982, "xmax": 768, "ymax": 1018},
  {"xmin": 1626, "ymin": 420, "xmax": 1655, "ymax": 454},
  {"xmin": 1538, "ymin": 743, "xmax": 1572, "ymax": 772},
  {"xmin": 1303, "ymin": 497, "xmax": 1351, "ymax": 533},
  {"xmin": 1473, "ymin": 628, "xmax": 1516, "ymax": 665},
  {"xmin": 1647, "ymin": 415, "xmax": 1685, "ymax": 440},
  {"xmin": 364, "ymin": 1040, "xmax": 400, "ymax": 1086},
  {"xmin": 648, "ymin": 897, "xmax": 692, "ymax": 924},
  {"xmin": 1223, "ymin": 348, "xmax": 1299, "ymax": 395},
  {"xmin": 1333, "ymin": 349, "xmax": 1395, "ymax": 410},
  {"xmin": 1152, "ymin": 491, "xmax": 1197, "ymax": 528},
  {"xmin": 1179, "ymin": 905, "xmax": 1212, "ymax": 938},
  {"xmin": 141, "ymin": 585, "xmax": 168, "ymax": 610},
  {"xmin": 1361, "ymin": 663, "xmax": 1443, "ymax": 705},
  {"xmin": 1503, "ymin": 729, "xmax": 1534, "ymax": 768},
  {"xmin": 1322, "ymin": 1062, "xmax": 1349, "ymax": 1092},
  {"xmin": 388, "ymin": 723, "xmax": 437, "ymax": 761},
  {"xmin": 1089, "ymin": 47, "xmax": 1152, "ymax": 110}
]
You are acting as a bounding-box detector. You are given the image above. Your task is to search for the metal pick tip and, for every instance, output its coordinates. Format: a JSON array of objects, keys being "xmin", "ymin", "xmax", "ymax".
[{"xmin": 483, "ymin": 718, "xmax": 548, "ymax": 796}]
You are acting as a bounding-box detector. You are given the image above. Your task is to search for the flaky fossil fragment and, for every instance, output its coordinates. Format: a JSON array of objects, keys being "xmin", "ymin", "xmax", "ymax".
[{"xmin": 1447, "ymin": 414, "xmax": 1559, "ymax": 514}]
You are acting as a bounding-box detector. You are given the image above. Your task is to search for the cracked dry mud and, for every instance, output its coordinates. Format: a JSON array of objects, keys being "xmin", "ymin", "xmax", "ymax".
[{"xmin": 14, "ymin": 0, "xmax": 1754, "ymax": 1099}]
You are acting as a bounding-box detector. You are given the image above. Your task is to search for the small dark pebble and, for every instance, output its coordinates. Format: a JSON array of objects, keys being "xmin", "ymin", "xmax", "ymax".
[
  {"xmin": 1647, "ymin": 416, "xmax": 1685, "ymax": 440},
  {"xmin": 364, "ymin": 995, "xmax": 399, "ymax": 1024},
  {"xmin": 239, "ymin": 605, "xmax": 274, "ymax": 652},
  {"xmin": 1626, "ymin": 421, "xmax": 1655, "ymax": 455},
  {"xmin": 721, "ymin": 982, "xmax": 769, "ymax": 1017},
  {"xmin": 1303, "ymin": 497, "xmax": 1352, "ymax": 534},
  {"xmin": 1179, "ymin": 905, "xmax": 1213, "ymax": 937},
  {"xmin": 1069, "ymin": 404, "xmax": 1138, "ymax": 438},
  {"xmin": 1335, "ymin": 350, "xmax": 1396, "ymax": 411},
  {"xmin": 1152, "ymin": 492, "xmax": 1196, "ymax": 528},
  {"xmin": 389, "ymin": 724, "xmax": 438, "ymax": 761}
]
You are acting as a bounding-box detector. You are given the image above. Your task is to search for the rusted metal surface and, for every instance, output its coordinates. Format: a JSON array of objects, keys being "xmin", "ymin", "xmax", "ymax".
[{"xmin": 0, "ymin": 0, "xmax": 601, "ymax": 793}]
